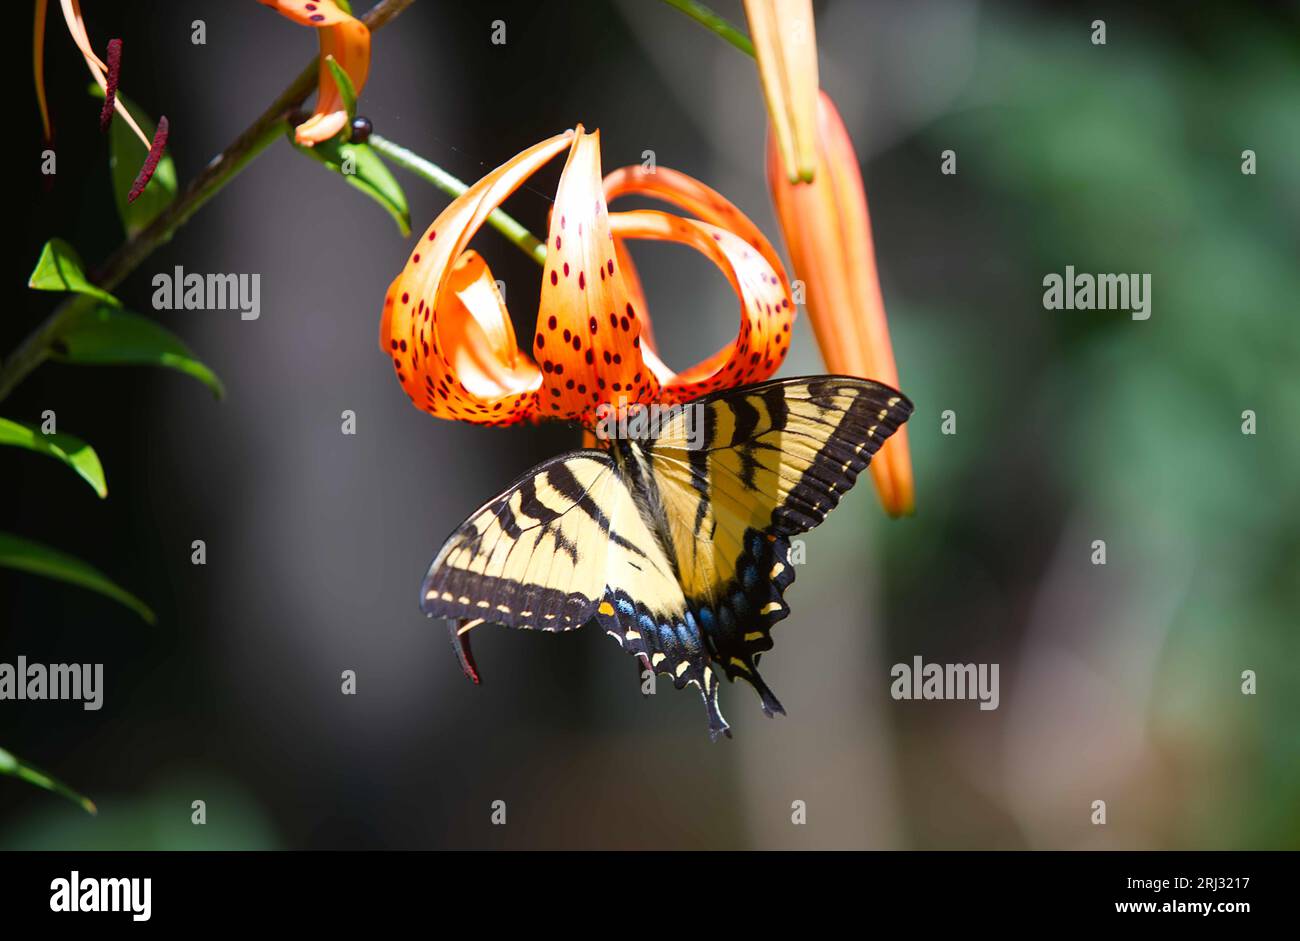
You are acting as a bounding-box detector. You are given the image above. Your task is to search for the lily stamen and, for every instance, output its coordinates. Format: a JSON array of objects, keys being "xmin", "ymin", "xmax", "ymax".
[
  {"xmin": 127, "ymin": 116, "xmax": 168, "ymax": 204},
  {"xmin": 98, "ymin": 37, "xmax": 120, "ymax": 132}
]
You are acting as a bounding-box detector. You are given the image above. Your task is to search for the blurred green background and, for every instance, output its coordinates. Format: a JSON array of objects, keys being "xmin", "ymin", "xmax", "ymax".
[{"xmin": 4, "ymin": 0, "xmax": 1297, "ymax": 848}]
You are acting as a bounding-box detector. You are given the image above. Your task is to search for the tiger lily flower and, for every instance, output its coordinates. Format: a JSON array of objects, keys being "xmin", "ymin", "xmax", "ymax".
[
  {"xmin": 33, "ymin": 0, "xmax": 153, "ymax": 148},
  {"xmin": 380, "ymin": 127, "xmax": 795, "ymax": 428},
  {"xmin": 767, "ymin": 91, "xmax": 915, "ymax": 517},
  {"xmin": 257, "ymin": 0, "xmax": 370, "ymax": 145},
  {"xmin": 744, "ymin": 0, "xmax": 818, "ymax": 184}
]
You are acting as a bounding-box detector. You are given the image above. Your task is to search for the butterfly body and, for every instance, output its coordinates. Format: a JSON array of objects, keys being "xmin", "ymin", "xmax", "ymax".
[{"xmin": 421, "ymin": 376, "xmax": 912, "ymax": 739}]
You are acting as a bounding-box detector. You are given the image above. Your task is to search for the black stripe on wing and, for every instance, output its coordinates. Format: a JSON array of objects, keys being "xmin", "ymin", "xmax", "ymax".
[
  {"xmin": 703, "ymin": 375, "xmax": 913, "ymax": 535},
  {"xmin": 420, "ymin": 451, "xmax": 618, "ymax": 681},
  {"xmin": 777, "ymin": 377, "xmax": 911, "ymax": 533}
]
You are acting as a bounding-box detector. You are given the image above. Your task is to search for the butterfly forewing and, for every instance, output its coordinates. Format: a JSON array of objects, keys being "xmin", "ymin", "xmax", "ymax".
[
  {"xmin": 633, "ymin": 376, "xmax": 913, "ymax": 714},
  {"xmin": 420, "ymin": 452, "xmax": 619, "ymax": 631}
]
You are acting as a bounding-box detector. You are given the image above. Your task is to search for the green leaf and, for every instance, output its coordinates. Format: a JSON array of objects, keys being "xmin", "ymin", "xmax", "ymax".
[
  {"xmin": 0, "ymin": 417, "xmax": 107, "ymax": 498},
  {"xmin": 324, "ymin": 55, "xmax": 358, "ymax": 128},
  {"xmin": 89, "ymin": 84, "xmax": 178, "ymax": 236},
  {"xmin": 28, "ymin": 239, "xmax": 120, "ymax": 307},
  {"xmin": 0, "ymin": 746, "xmax": 97, "ymax": 815},
  {"xmin": 0, "ymin": 531, "xmax": 155, "ymax": 624},
  {"xmin": 52, "ymin": 305, "xmax": 225, "ymax": 399},
  {"xmin": 293, "ymin": 134, "xmax": 411, "ymax": 236}
]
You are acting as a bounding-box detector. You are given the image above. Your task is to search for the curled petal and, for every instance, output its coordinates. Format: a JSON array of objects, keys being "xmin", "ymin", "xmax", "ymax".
[
  {"xmin": 381, "ymin": 132, "xmax": 572, "ymax": 425},
  {"xmin": 383, "ymin": 251, "xmax": 542, "ymax": 424},
  {"xmin": 443, "ymin": 253, "xmax": 543, "ymax": 411},
  {"xmin": 608, "ymin": 210, "xmax": 795, "ymax": 401},
  {"xmin": 604, "ymin": 163, "xmax": 789, "ymax": 293},
  {"xmin": 768, "ymin": 91, "xmax": 915, "ymax": 516},
  {"xmin": 744, "ymin": 0, "xmax": 818, "ymax": 184},
  {"xmin": 258, "ymin": 0, "xmax": 370, "ymax": 145},
  {"xmin": 534, "ymin": 129, "xmax": 660, "ymax": 421},
  {"xmin": 603, "ymin": 165, "xmax": 795, "ymax": 397}
]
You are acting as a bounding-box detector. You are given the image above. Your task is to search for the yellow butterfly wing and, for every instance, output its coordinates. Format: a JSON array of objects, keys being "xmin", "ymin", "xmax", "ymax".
[
  {"xmin": 420, "ymin": 449, "xmax": 732, "ymax": 735},
  {"xmin": 635, "ymin": 376, "xmax": 913, "ymax": 715}
]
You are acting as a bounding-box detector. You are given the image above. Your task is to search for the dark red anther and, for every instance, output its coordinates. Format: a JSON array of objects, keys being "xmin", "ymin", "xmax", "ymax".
[
  {"xmin": 127, "ymin": 115, "xmax": 168, "ymax": 203},
  {"xmin": 100, "ymin": 39, "xmax": 122, "ymax": 132}
]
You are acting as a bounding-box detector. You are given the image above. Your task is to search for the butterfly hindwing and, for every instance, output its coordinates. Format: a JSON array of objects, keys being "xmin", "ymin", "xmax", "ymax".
[{"xmin": 591, "ymin": 589, "xmax": 728, "ymax": 739}]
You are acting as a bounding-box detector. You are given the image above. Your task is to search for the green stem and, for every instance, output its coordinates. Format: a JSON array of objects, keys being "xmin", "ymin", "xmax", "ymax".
[
  {"xmin": 0, "ymin": 0, "xmax": 417, "ymax": 404},
  {"xmin": 370, "ymin": 134, "xmax": 548, "ymax": 266},
  {"xmin": 660, "ymin": 0, "xmax": 755, "ymax": 57}
]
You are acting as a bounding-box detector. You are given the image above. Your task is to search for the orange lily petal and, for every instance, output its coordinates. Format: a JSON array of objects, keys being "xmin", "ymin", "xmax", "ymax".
[
  {"xmin": 56, "ymin": 0, "xmax": 151, "ymax": 149},
  {"xmin": 744, "ymin": 0, "xmax": 818, "ymax": 184},
  {"xmin": 533, "ymin": 128, "xmax": 662, "ymax": 421},
  {"xmin": 258, "ymin": 0, "xmax": 370, "ymax": 146},
  {"xmin": 603, "ymin": 164, "xmax": 795, "ymax": 397},
  {"xmin": 607, "ymin": 210, "xmax": 794, "ymax": 400},
  {"xmin": 603, "ymin": 164, "xmax": 791, "ymax": 369},
  {"xmin": 605, "ymin": 166, "xmax": 785, "ymax": 277},
  {"xmin": 768, "ymin": 91, "xmax": 915, "ymax": 516},
  {"xmin": 380, "ymin": 132, "xmax": 572, "ymax": 425}
]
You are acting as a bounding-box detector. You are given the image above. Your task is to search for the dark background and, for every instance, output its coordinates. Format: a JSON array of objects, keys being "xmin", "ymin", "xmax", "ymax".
[{"xmin": 5, "ymin": 0, "xmax": 1298, "ymax": 848}]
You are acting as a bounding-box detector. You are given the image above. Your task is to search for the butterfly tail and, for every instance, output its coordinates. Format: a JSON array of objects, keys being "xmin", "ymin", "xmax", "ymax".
[
  {"xmin": 449, "ymin": 618, "xmax": 482, "ymax": 685},
  {"xmin": 740, "ymin": 660, "xmax": 786, "ymax": 718},
  {"xmin": 595, "ymin": 589, "xmax": 732, "ymax": 740}
]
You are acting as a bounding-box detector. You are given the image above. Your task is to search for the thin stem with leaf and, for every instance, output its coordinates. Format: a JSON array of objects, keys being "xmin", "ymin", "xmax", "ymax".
[
  {"xmin": 369, "ymin": 134, "xmax": 548, "ymax": 266},
  {"xmin": 0, "ymin": 0, "xmax": 417, "ymax": 404}
]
